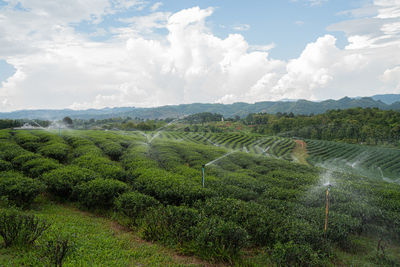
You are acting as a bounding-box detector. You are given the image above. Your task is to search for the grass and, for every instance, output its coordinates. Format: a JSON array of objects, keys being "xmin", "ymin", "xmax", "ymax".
[
  {"xmin": 0, "ymin": 198, "xmax": 209, "ymax": 267},
  {"xmin": 333, "ymin": 235, "xmax": 400, "ymax": 266}
]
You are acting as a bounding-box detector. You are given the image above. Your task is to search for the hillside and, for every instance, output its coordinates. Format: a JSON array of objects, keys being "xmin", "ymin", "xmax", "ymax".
[
  {"xmin": 0, "ymin": 128, "xmax": 399, "ymax": 266},
  {"xmin": 371, "ymin": 94, "xmax": 400, "ymax": 105},
  {"xmin": 0, "ymin": 96, "xmax": 399, "ymax": 120}
]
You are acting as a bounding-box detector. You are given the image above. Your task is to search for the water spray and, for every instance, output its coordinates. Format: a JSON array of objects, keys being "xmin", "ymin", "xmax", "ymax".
[
  {"xmin": 201, "ymin": 150, "xmax": 238, "ymax": 187},
  {"xmin": 324, "ymin": 183, "xmax": 332, "ymax": 239}
]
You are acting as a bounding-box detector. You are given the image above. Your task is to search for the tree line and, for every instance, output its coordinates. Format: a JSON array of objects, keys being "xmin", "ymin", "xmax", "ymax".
[{"xmin": 245, "ymin": 108, "xmax": 400, "ymax": 145}]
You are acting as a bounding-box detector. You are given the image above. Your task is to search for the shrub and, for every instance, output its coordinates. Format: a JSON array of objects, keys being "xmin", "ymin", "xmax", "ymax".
[
  {"xmin": 42, "ymin": 166, "xmax": 100, "ymax": 200},
  {"xmin": 132, "ymin": 167, "xmax": 211, "ymax": 205},
  {"xmin": 100, "ymin": 141, "xmax": 123, "ymax": 161},
  {"xmin": 72, "ymin": 154, "xmax": 127, "ymax": 181},
  {"xmin": 0, "ymin": 141, "xmax": 26, "ymax": 161},
  {"xmin": 21, "ymin": 158, "xmax": 61, "ymax": 177},
  {"xmin": 114, "ymin": 191, "xmax": 159, "ymax": 223},
  {"xmin": 0, "ymin": 171, "xmax": 45, "ymax": 208},
  {"xmin": 271, "ymin": 241, "xmax": 322, "ymax": 266},
  {"xmin": 0, "ymin": 159, "xmax": 12, "ymax": 171},
  {"xmin": 0, "ymin": 208, "xmax": 50, "ymax": 247},
  {"xmin": 72, "ymin": 145, "xmax": 103, "ymax": 158},
  {"xmin": 141, "ymin": 205, "xmax": 200, "ymax": 246},
  {"xmin": 43, "ymin": 235, "xmax": 75, "ymax": 267},
  {"xmin": 197, "ymin": 197, "xmax": 280, "ymax": 246},
  {"xmin": 11, "ymin": 152, "xmax": 41, "ymax": 168},
  {"xmin": 195, "ymin": 216, "xmax": 249, "ymax": 261},
  {"xmin": 39, "ymin": 143, "xmax": 70, "ymax": 162},
  {"xmin": 74, "ymin": 178, "xmax": 129, "ymax": 209}
]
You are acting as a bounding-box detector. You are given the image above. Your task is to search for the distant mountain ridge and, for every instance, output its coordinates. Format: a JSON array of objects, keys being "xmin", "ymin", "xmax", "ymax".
[
  {"xmin": 0, "ymin": 95, "xmax": 399, "ymax": 120},
  {"xmin": 370, "ymin": 94, "xmax": 400, "ymax": 105}
]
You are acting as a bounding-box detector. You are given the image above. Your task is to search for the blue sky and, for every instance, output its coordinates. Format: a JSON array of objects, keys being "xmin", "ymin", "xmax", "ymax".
[
  {"xmin": 73, "ymin": 0, "xmax": 358, "ymax": 59},
  {"xmin": 0, "ymin": 0, "xmax": 399, "ymax": 111}
]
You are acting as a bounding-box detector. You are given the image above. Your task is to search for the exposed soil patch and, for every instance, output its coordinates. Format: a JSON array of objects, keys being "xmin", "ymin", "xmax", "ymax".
[{"xmin": 292, "ymin": 139, "xmax": 309, "ymax": 165}]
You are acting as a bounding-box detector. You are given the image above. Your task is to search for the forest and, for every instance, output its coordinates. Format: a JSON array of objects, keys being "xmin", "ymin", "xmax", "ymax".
[{"xmin": 246, "ymin": 108, "xmax": 400, "ymax": 146}]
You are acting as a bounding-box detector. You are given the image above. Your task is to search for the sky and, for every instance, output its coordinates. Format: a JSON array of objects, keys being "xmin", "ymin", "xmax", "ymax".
[{"xmin": 0, "ymin": 0, "xmax": 399, "ymax": 111}]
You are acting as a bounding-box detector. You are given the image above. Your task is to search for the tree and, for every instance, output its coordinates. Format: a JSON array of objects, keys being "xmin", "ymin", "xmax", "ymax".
[{"xmin": 62, "ymin": 117, "xmax": 73, "ymax": 126}]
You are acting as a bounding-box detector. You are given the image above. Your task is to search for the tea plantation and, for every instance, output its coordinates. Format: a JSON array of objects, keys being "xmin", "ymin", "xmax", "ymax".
[{"xmin": 0, "ymin": 128, "xmax": 399, "ymax": 266}]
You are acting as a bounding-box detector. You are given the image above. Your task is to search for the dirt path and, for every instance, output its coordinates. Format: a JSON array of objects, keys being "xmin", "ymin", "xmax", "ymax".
[{"xmin": 292, "ymin": 139, "xmax": 309, "ymax": 165}]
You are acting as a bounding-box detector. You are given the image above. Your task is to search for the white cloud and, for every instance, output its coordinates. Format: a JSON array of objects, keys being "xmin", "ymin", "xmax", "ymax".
[
  {"xmin": 295, "ymin": 20, "xmax": 305, "ymax": 26},
  {"xmin": 308, "ymin": 0, "xmax": 328, "ymax": 7},
  {"xmin": 150, "ymin": 1, "xmax": 163, "ymax": 11},
  {"xmin": 0, "ymin": 1, "xmax": 400, "ymax": 111},
  {"xmin": 232, "ymin": 24, "xmax": 250, "ymax": 31},
  {"xmin": 381, "ymin": 66, "xmax": 400, "ymax": 89},
  {"xmin": 290, "ymin": 0, "xmax": 328, "ymax": 7}
]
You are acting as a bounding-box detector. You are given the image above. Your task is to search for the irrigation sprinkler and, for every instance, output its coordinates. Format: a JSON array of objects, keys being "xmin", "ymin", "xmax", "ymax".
[
  {"xmin": 324, "ymin": 184, "xmax": 332, "ymax": 239},
  {"xmin": 202, "ymin": 164, "xmax": 205, "ymax": 187}
]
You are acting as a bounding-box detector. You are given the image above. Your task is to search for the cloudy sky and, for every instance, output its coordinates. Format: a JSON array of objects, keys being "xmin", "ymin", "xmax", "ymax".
[{"xmin": 0, "ymin": 0, "xmax": 399, "ymax": 111}]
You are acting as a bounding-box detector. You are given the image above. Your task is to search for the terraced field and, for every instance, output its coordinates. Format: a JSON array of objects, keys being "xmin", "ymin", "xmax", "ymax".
[
  {"xmin": 306, "ymin": 139, "xmax": 400, "ymax": 182},
  {"xmin": 1, "ymin": 128, "xmax": 400, "ymax": 266},
  {"xmin": 143, "ymin": 131, "xmax": 296, "ymax": 161}
]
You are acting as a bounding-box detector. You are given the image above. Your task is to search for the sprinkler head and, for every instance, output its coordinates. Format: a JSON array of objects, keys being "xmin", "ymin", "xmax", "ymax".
[
  {"xmin": 202, "ymin": 164, "xmax": 205, "ymax": 168},
  {"xmin": 327, "ymin": 184, "xmax": 332, "ymax": 191}
]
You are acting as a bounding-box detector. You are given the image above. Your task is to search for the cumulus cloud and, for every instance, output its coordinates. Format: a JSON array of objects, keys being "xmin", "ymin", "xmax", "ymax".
[{"xmin": 0, "ymin": 0, "xmax": 400, "ymax": 111}]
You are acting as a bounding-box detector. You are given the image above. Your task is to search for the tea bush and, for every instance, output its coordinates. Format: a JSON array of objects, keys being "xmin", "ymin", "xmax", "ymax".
[
  {"xmin": 99, "ymin": 141, "xmax": 123, "ymax": 161},
  {"xmin": 271, "ymin": 241, "xmax": 322, "ymax": 267},
  {"xmin": 0, "ymin": 171, "xmax": 45, "ymax": 208},
  {"xmin": 11, "ymin": 152, "xmax": 41, "ymax": 168},
  {"xmin": 195, "ymin": 216, "xmax": 249, "ymax": 261},
  {"xmin": 0, "ymin": 159, "xmax": 12, "ymax": 171},
  {"xmin": 132, "ymin": 167, "xmax": 212, "ymax": 205},
  {"xmin": 74, "ymin": 178, "xmax": 129, "ymax": 209},
  {"xmin": 141, "ymin": 205, "xmax": 200, "ymax": 246},
  {"xmin": 114, "ymin": 191, "xmax": 159, "ymax": 223},
  {"xmin": 21, "ymin": 158, "xmax": 62, "ymax": 177},
  {"xmin": 42, "ymin": 166, "xmax": 100, "ymax": 200},
  {"xmin": 72, "ymin": 154, "xmax": 127, "ymax": 181},
  {"xmin": 39, "ymin": 143, "xmax": 70, "ymax": 162},
  {"xmin": 0, "ymin": 141, "xmax": 26, "ymax": 161}
]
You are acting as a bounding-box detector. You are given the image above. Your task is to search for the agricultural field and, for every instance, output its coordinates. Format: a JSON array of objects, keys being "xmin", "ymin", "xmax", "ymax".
[
  {"xmin": 306, "ymin": 139, "xmax": 400, "ymax": 183},
  {"xmin": 0, "ymin": 128, "xmax": 399, "ymax": 266}
]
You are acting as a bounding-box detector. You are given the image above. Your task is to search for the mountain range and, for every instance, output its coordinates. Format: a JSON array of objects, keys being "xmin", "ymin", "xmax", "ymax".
[{"xmin": 0, "ymin": 94, "xmax": 399, "ymax": 120}]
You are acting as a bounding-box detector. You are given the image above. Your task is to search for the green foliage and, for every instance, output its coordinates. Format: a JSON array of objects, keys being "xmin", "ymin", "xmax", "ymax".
[
  {"xmin": 195, "ymin": 216, "xmax": 249, "ymax": 261},
  {"xmin": 0, "ymin": 171, "xmax": 45, "ymax": 208},
  {"xmin": 196, "ymin": 198, "xmax": 280, "ymax": 246},
  {"xmin": 248, "ymin": 107, "xmax": 400, "ymax": 146},
  {"xmin": 184, "ymin": 112, "xmax": 223, "ymax": 124},
  {"xmin": 306, "ymin": 139, "xmax": 400, "ymax": 181},
  {"xmin": 21, "ymin": 158, "xmax": 61, "ymax": 178},
  {"xmin": 98, "ymin": 141, "xmax": 123, "ymax": 161},
  {"xmin": 72, "ymin": 154, "xmax": 126, "ymax": 181},
  {"xmin": 132, "ymin": 167, "xmax": 212, "ymax": 205},
  {"xmin": 141, "ymin": 205, "xmax": 200, "ymax": 247},
  {"xmin": 42, "ymin": 235, "xmax": 75, "ymax": 267},
  {"xmin": 271, "ymin": 241, "xmax": 322, "ymax": 267},
  {"xmin": 74, "ymin": 178, "xmax": 129, "ymax": 209},
  {"xmin": 42, "ymin": 166, "xmax": 100, "ymax": 200},
  {"xmin": 0, "ymin": 208, "xmax": 50, "ymax": 247},
  {"xmin": 38, "ymin": 143, "xmax": 70, "ymax": 162},
  {"xmin": 11, "ymin": 152, "xmax": 41, "ymax": 168},
  {"xmin": 0, "ymin": 160, "xmax": 12, "ymax": 171},
  {"xmin": 0, "ymin": 140, "xmax": 26, "ymax": 161},
  {"xmin": 114, "ymin": 191, "xmax": 159, "ymax": 223}
]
